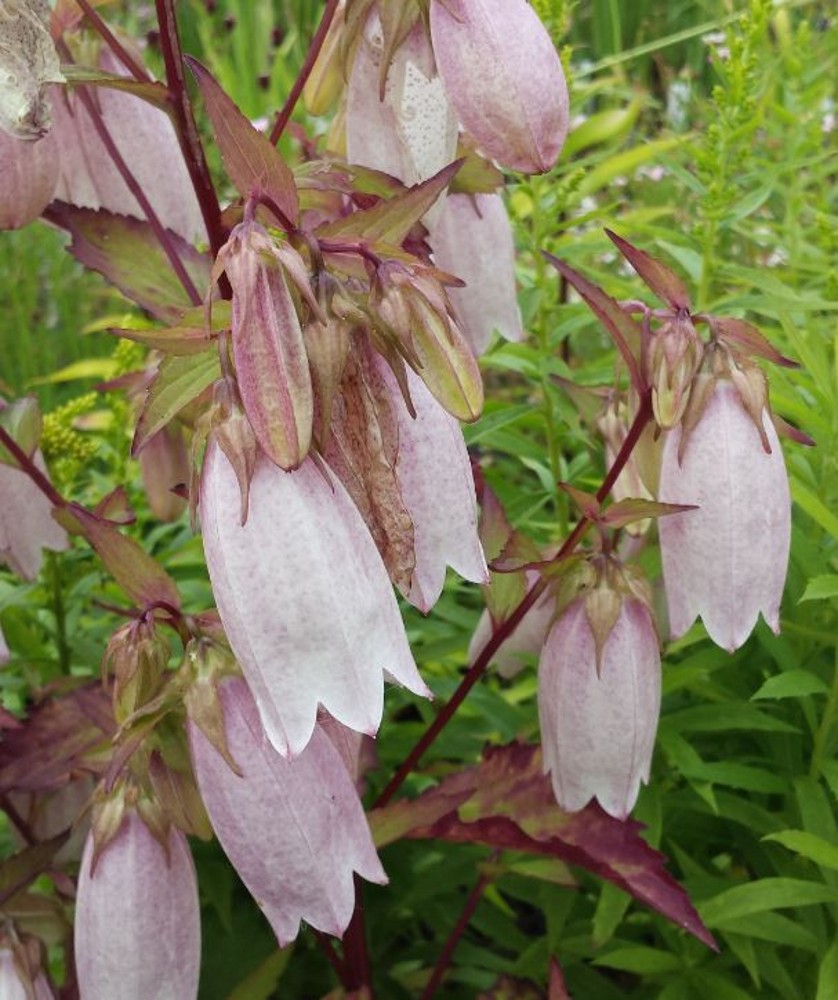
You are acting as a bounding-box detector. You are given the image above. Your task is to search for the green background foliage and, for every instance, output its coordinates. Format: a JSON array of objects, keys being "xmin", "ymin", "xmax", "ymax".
[{"xmin": 1, "ymin": 0, "xmax": 837, "ymax": 996}]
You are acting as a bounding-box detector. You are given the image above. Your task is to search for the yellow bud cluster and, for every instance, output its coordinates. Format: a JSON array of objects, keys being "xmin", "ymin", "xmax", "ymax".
[
  {"xmin": 111, "ymin": 338, "xmax": 146, "ymax": 377},
  {"xmin": 41, "ymin": 392, "xmax": 99, "ymax": 488}
]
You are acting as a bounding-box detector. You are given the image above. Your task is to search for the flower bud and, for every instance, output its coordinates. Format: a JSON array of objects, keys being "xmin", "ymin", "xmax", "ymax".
[
  {"xmin": 0, "ymin": 126, "xmax": 57, "ymax": 229},
  {"xmin": 216, "ymin": 221, "xmax": 313, "ymax": 472},
  {"xmin": 200, "ymin": 443, "xmax": 429, "ymax": 757},
  {"xmin": 428, "ymin": 193, "xmax": 523, "ymax": 355},
  {"xmin": 538, "ymin": 595, "xmax": 661, "ymax": 819},
  {"xmin": 103, "ymin": 616, "xmax": 169, "ymax": 724},
  {"xmin": 430, "ymin": 0, "xmax": 569, "ymax": 173},
  {"xmin": 658, "ymin": 379, "xmax": 791, "ymax": 651},
  {"xmin": 646, "ymin": 312, "xmax": 703, "ymax": 430},
  {"xmin": 189, "ymin": 677, "xmax": 387, "ymax": 945},
  {"xmin": 75, "ymin": 812, "xmax": 200, "ymax": 1000}
]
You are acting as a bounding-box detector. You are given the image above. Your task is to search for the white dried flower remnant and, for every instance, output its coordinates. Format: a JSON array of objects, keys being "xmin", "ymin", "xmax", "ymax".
[{"xmin": 0, "ymin": 0, "xmax": 64, "ymax": 139}]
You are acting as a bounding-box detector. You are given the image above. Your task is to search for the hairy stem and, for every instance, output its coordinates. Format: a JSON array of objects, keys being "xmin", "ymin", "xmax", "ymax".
[
  {"xmin": 154, "ymin": 0, "xmax": 227, "ymax": 261},
  {"xmin": 269, "ymin": 0, "xmax": 342, "ymax": 144}
]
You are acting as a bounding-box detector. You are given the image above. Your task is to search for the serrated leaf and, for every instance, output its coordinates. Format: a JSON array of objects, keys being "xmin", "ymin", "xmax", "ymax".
[
  {"xmin": 751, "ymin": 670, "xmax": 828, "ymax": 700},
  {"xmin": 370, "ymin": 743, "xmax": 715, "ymax": 949},
  {"xmin": 134, "ymin": 349, "xmax": 221, "ymax": 452},
  {"xmin": 57, "ymin": 504, "xmax": 182, "ymax": 610},
  {"xmin": 0, "ymin": 833, "xmax": 71, "ymax": 906},
  {"xmin": 45, "ymin": 204, "xmax": 211, "ymax": 321},
  {"xmin": 698, "ymin": 878, "xmax": 838, "ymax": 925},
  {"xmin": 317, "ymin": 161, "xmax": 462, "ymax": 245},
  {"xmin": 799, "ymin": 574, "xmax": 838, "ymax": 603},
  {"xmin": 762, "ymin": 830, "xmax": 838, "ymax": 871},
  {"xmin": 543, "ymin": 253, "xmax": 643, "ymax": 390},
  {"xmin": 605, "ymin": 230, "xmax": 691, "ymax": 310},
  {"xmin": 185, "ymin": 57, "xmax": 298, "ymax": 226}
]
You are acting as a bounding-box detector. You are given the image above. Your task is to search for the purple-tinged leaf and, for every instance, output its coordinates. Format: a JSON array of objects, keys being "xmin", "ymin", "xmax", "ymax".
[
  {"xmin": 543, "ymin": 252, "xmax": 643, "ymax": 391},
  {"xmin": 57, "ymin": 504, "xmax": 182, "ymax": 611},
  {"xmin": 370, "ymin": 743, "xmax": 715, "ymax": 949},
  {"xmin": 772, "ymin": 413, "xmax": 815, "ymax": 447},
  {"xmin": 0, "ymin": 126, "xmax": 58, "ymax": 230},
  {"xmin": 133, "ymin": 348, "xmax": 221, "ymax": 453},
  {"xmin": 709, "ymin": 316, "xmax": 799, "ymax": 368},
  {"xmin": 44, "ymin": 204, "xmax": 211, "ymax": 321},
  {"xmin": 601, "ymin": 497, "xmax": 697, "ymax": 530},
  {"xmin": 605, "ymin": 230, "xmax": 691, "ymax": 310},
  {"xmin": 558, "ymin": 483, "xmax": 601, "ymax": 522},
  {"xmin": 185, "ymin": 56, "xmax": 298, "ymax": 226},
  {"xmin": 0, "ymin": 454, "xmax": 68, "ymax": 580},
  {"xmin": 0, "ymin": 833, "xmax": 70, "ymax": 907}
]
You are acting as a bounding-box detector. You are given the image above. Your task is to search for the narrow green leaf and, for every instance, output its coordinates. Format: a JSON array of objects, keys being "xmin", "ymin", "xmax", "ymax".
[
  {"xmin": 762, "ymin": 830, "xmax": 838, "ymax": 872},
  {"xmin": 592, "ymin": 946, "xmax": 682, "ymax": 975},
  {"xmin": 791, "ymin": 480, "xmax": 838, "ymax": 539},
  {"xmin": 226, "ymin": 949, "xmax": 291, "ymax": 1000},
  {"xmin": 816, "ymin": 941, "xmax": 838, "ymax": 1000},
  {"xmin": 751, "ymin": 670, "xmax": 828, "ymax": 700},
  {"xmin": 799, "ymin": 574, "xmax": 838, "ymax": 603},
  {"xmin": 698, "ymin": 878, "xmax": 838, "ymax": 925}
]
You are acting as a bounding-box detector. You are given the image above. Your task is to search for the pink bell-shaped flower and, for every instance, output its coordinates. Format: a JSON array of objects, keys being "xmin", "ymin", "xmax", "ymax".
[
  {"xmin": 0, "ymin": 457, "xmax": 67, "ymax": 580},
  {"xmin": 0, "ymin": 127, "xmax": 58, "ymax": 229},
  {"xmin": 428, "ymin": 192, "xmax": 523, "ymax": 355},
  {"xmin": 200, "ymin": 443, "xmax": 429, "ymax": 757},
  {"xmin": 538, "ymin": 596, "xmax": 661, "ymax": 820},
  {"xmin": 189, "ymin": 677, "xmax": 387, "ymax": 945},
  {"xmin": 658, "ymin": 380, "xmax": 791, "ymax": 652},
  {"xmin": 346, "ymin": 8, "xmax": 458, "ymax": 187},
  {"xmin": 74, "ymin": 812, "xmax": 201, "ymax": 1000},
  {"xmin": 429, "ymin": 0, "xmax": 569, "ymax": 173},
  {"xmin": 383, "ymin": 364, "xmax": 488, "ymax": 612}
]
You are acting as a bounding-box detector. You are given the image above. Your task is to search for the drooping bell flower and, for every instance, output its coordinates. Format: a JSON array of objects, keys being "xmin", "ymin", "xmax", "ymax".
[
  {"xmin": 0, "ymin": 0, "xmax": 63, "ymax": 140},
  {"xmin": 0, "ymin": 126, "xmax": 58, "ymax": 229},
  {"xmin": 200, "ymin": 442, "xmax": 429, "ymax": 757},
  {"xmin": 658, "ymin": 378, "xmax": 791, "ymax": 652},
  {"xmin": 538, "ymin": 567, "xmax": 661, "ymax": 820},
  {"xmin": 189, "ymin": 677, "xmax": 386, "ymax": 945},
  {"xmin": 0, "ymin": 944, "xmax": 54, "ymax": 1000},
  {"xmin": 428, "ymin": 192, "xmax": 523, "ymax": 355},
  {"xmin": 346, "ymin": 7, "xmax": 458, "ymax": 187},
  {"xmin": 383, "ymin": 364, "xmax": 488, "ymax": 612},
  {"xmin": 50, "ymin": 50, "xmax": 205, "ymax": 244},
  {"xmin": 74, "ymin": 812, "xmax": 200, "ymax": 1000},
  {"xmin": 214, "ymin": 221, "xmax": 314, "ymax": 472},
  {"xmin": 429, "ymin": 0, "xmax": 569, "ymax": 173},
  {"xmin": 0, "ymin": 456, "xmax": 67, "ymax": 580}
]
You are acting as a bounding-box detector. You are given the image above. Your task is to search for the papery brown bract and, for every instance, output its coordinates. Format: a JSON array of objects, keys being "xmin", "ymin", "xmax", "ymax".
[
  {"xmin": 429, "ymin": 0, "xmax": 569, "ymax": 173},
  {"xmin": 658, "ymin": 380, "xmax": 791, "ymax": 651},
  {"xmin": 0, "ymin": 126, "xmax": 58, "ymax": 229},
  {"xmin": 538, "ymin": 597, "xmax": 661, "ymax": 820},
  {"xmin": 0, "ymin": 0, "xmax": 63, "ymax": 139},
  {"xmin": 384, "ymin": 364, "xmax": 487, "ymax": 611},
  {"xmin": 74, "ymin": 812, "xmax": 200, "ymax": 1000},
  {"xmin": 0, "ymin": 457, "xmax": 67, "ymax": 580},
  {"xmin": 50, "ymin": 52, "xmax": 206, "ymax": 244},
  {"xmin": 189, "ymin": 677, "xmax": 386, "ymax": 945},
  {"xmin": 429, "ymin": 192, "xmax": 523, "ymax": 355},
  {"xmin": 200, "ymin": 443, "xmax": 429, "ymax": 757}
]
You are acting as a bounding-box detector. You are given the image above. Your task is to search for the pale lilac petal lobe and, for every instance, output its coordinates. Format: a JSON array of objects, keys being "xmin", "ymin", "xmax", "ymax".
[
  {"xmin": 201, "ymin": 445, "xmax": 427, "ymax": 757},
  {"xmin": 658, "ymin": 382, "xmax": 791, "ymax": 651},
  {"xmin": 430, "ymin": 0, "xmax": 569, "ymax": 173},
  {"xmin": 75, "ymin": 815, "xmax": 200, "ymax": 1000},
  {"xmin": 0, "ymin": 459, "xmax": 68, "ymax": 581},
  {"xmin": 189, "ymin": 678, "xmax": 386, "ymax": 945},
  {"xmin": 0, "ymin": 127, "xmax": 58, "ymax": 229},
  {"xmin": 538, "ymin": 599, "xmax": 661, "ymax": 820},
  {"xmin": 430, "ymin": 193, "xmax": 523, "ymax": 355},
  {"xmin": 0, "ymin": 949, "xmax": 30, "ymax": 1000}
]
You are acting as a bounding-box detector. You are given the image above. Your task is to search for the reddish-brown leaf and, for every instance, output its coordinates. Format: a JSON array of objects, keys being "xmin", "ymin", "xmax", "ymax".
[
  {"xmin": 605, "ymin": 230, "xmax": 691, "ymax": 310},
  {"xmin": 710, "ymin": 316, "xmax": 798, "ymax": 368}
]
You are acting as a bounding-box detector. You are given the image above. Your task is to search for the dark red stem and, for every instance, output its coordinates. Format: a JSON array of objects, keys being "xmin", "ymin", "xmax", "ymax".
[
  {"xmin": 154, "ymin": 0, "xmax": 227, "ymax": 260},
  {"xmin": 269, "ymin": 0, "xmax": 342, "ymax": 144},
  {"xmin": 374, "ymin": 388, "xmax": 653, "ymax": 808},
  {"xmin": 0, "ymin": 427, "xmax": 65, "ymax": 508},
  {"xmin": 342, "ymin": 874, "xmax": 374, "ymax": 994},
  {"xmin": 312, "ymin": 930, "xmax": 349, "ymax": 987},
  {"xmin": 419, "ymin": 869, "xmax": 492, "ymax": 1000},
  {"xmin": 75, "ymin": 0, "xmax": 151, "ymax": 82}
]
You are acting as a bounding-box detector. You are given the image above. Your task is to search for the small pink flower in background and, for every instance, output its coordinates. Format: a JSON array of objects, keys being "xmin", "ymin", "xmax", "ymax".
[
  {"xmin": 189, "ymin": 677, "xmax": 387, "ymax": 945},
  {"xmin": 658, "ymin": 379, "xmax": 791, "ymax": 652},
  {"xmin": 539, "ymin": 596, "xmax": 661, "ymax": 820},
  {"xmin": 74, "ymin": 812, "xmax": 200, "ymax": 1000},
  {"xmin": 346, "ymin": 9, "xmax": 458, "ymax": 188},
  {"xmin": 429, "ymin": 0, "xmax": 569, "ymax": 173},
  {"xmin": 428, "ymin": 192, "xmax": 524, "ymax": 356},
  {"xmin": 0, "ymin": 458, "xmax": 67, "ymax": 580},
  {"xmin": 382, "ymin": 364, "xmax": 488, "ymax": 612},
  {"xmin": 200, "ymin": 442, "xmax": 429, "ymax": 758}
]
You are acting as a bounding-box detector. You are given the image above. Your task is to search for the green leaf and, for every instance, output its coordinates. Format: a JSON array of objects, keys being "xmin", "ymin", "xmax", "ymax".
[
  {"xmin": 660, "ymin": 704, "xmax": 799, "ymax": 734},
  {"xmin": 27, "ymin": 358, "xmax": 117, "ymax": 385},
  {"xmin": 751, "ymin": 670, "xmax": 828, "ymax": 700},
  {"xmin": 799, "ymin": 574, "xmax": 838, "ymax": 602},
  {"xmin": 134, "ymin": 349, "xmax": 221, "ymax": 452},
  {"xmin": 791, "ymin": 480, "xmax": 838, "ymax": 540},
  {"xmin": 698, "ymin": 878, "xmax": 838, "ymax": 925},
  {"xmin": 226, "ymin": 949, "xmax": 291, "ymax": 1000},
  {"xmin": 62, "ymin": 65, "xmax": 171, "ymax": 111},
  {"xmin": 592, "ymin": 946, "xmax": 682, "ymax": 975},
  {"xmin": 185, "ymin": 57, "xmax": 298, "ymax": 225},
  {"xmin": 816, "ymin": 941, "xmax": 838, "ymax": 1000},
  {"xmin": 762, "ymin": 830, "xmax": 838, "ymax": 872}
]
